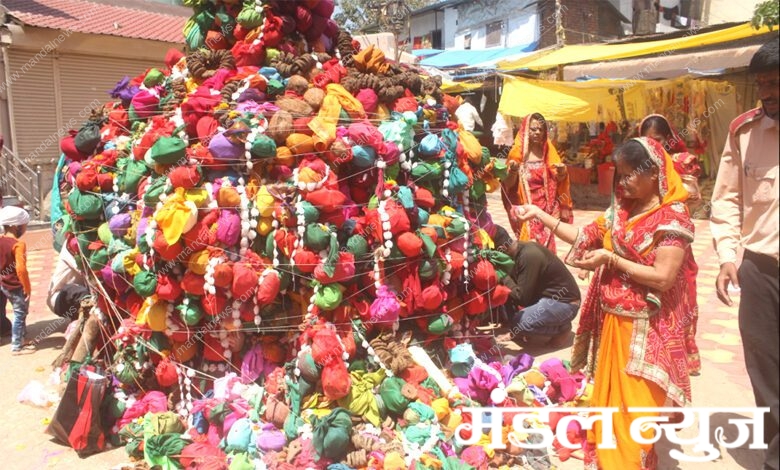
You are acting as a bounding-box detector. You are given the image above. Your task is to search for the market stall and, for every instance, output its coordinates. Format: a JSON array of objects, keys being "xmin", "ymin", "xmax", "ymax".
[{"xmin": 494, "ymin": 74, "xmax": 736, "ymax": 205}]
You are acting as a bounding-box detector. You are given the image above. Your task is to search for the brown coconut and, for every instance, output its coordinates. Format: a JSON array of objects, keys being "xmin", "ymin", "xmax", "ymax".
[
  {"xmin": 303, "ymin": 87, "xmax": 325, "ymax": 112},
  {"xmin": 275, "ymin": 96, "xmax": 313, "ymax": 118},
  {"xmin": 285, "ymin": 75, "xmax": 310, "ymax": 96},
  {"xmin": 267, "ymin": 110, "xmax": 294, "ymax": 145}
]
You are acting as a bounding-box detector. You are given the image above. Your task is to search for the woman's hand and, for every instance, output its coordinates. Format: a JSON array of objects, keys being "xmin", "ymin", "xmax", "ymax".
[
  {"xmin": 554, "ymin": 163, "xmax": 567, "ymax": 181},
  {"xmin": 513, "ymin": 204, "xmax": 541, "ymax": 222},
  {"xmin": 573, "ymin": 249, "xmax": 611, "ymax": 270}
]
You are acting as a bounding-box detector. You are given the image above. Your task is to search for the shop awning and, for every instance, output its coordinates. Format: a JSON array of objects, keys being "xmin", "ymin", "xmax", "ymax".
[
  {"xmin": 497, "ymin": 23, "xmax": 774, "ymax": 71},
  {"xmin": 563, "ymin": 44, "xmax": 762, "ymax": 80},
  {"xmin": 420, "ymin": 42, "xmax": 537, "ymax": 68}
]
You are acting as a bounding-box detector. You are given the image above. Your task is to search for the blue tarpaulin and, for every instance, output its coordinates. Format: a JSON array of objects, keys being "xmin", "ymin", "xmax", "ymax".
[
  {"xmin": 412, "ymin": 49, "xmax": 444, "ymax": 58},
  {"xmin": 418, "ymin": 42, "xmax": 537, "ymax": 68}
]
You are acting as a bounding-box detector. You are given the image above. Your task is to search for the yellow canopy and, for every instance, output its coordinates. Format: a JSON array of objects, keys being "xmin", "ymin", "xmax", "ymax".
[
  {"xmin": 440, "ymin": 81, "xmax": 483, "ymax": 94},
  {"xmin": 498, "ymin": 76, "xmax": 654, "ymax": 122},
  {"xmin": 497, "ymin": 23, "xmax": 774, "ymax": 71}
]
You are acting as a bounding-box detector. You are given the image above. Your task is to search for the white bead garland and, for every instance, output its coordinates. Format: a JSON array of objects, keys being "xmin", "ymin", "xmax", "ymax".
[
  {"xmin": 306, "ymin": 284, "xmax": 319, "ymax": 323},
  {"xmin": 184, "ymin": 368, "xmax": 195, "ymax": 412},
  {"xmin": 271, "ymin": 212, "xmax": 281, "ymax": 269},
  {"xmin": 204, "ymin": 255, "xmax": 221, "ymax": 296},
  {"xmin": 377, "ymin": 199, "xmax": 393, "ymax": 260},
  {"xmin": 399, "ymin": 150, "xmax": 412, "ymax": 172},
  {"xmin": 176, "ymin": 362, "xmax": 188, "ymax": 418},
  {"xmin": 462, "ymin": 218, "xmax": 471, "ymax": 288},
  {"xmin": 442, "ymin": 247, "xmax": 452, "ymax": 286},
  {"xmin": 289, "ymin": 196, "xmax": 304, "ymax": 274},
  {"xmin": 237, "ymin": 177, "xmax": 252, "ymax": 257},
  {"xmin": 442, "ymin": 159, "xmax": 451, "ymax": 199}
]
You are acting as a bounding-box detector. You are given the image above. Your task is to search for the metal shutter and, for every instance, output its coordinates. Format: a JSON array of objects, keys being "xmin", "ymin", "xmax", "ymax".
[
  {"xmin": 58, "ymin": 53, "xmax": 161, "ymax": 132},
  {"xmin": 7, "ymin": 49, "xmax": 59, "ymax": 166}
]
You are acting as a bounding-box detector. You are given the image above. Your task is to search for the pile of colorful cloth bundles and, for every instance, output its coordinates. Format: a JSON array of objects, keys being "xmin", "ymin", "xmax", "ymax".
[{"xmin": 47, "ymin": 0, "xmax": 597, "ymax": 468}]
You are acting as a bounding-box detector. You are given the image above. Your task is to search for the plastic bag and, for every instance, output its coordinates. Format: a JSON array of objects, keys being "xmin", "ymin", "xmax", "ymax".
[{"xmin": 17, "ymin": 380, "xmax": 59, "ymax": 408}]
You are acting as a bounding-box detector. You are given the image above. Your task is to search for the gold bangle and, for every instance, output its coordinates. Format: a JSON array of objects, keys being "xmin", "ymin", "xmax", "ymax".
[{"xmin": 612, "ymin": 253, "xmax": 619, "ymax": 270}]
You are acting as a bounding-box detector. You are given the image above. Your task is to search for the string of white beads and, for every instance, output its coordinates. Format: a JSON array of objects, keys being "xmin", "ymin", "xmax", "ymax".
[
  {"xmin": 204, "ymin": 256, "xmax": 220, "ymax": 296},
  {"xmin": 442, "ymin": 247, "xmax": 452, "ymax": 286},
  {"xmin": 442, "ymin": 158, "xmax": 451, "ymax": 199},
  {"xmin": 462, "ymin": 218, "xmax": 471, "ymax": 289},
  {"xmin": 290, "ymin": 196, "xmax": 305, "ymax": 273}
]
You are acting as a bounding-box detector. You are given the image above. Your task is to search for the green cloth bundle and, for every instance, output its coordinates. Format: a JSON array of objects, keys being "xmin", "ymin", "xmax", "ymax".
[
  {"xmin": 133, "ymin": 270, "xmax": 158, "ymax": 297},
  {"xmin": 311, "ymin": 407, "xmax": 352, "ymax": 461},
  {"xmin": 304, "ymin": 223, "xmax": 332, "ymax": 251},
  {"xmin": 144, "ymin": 433, "xmax": 188, "ymax": 470},
  {"xmin": 149, "ymin": 136, "xmax": 187, "ymax": 165},
  {"xmin": 346, "ymin": 234, "xmax": 369, "ymax": 257},
  {"xmin": 379, "ymin": 376, "xmax": 411, "ymax": 416},
  {"xmin": 313, "ymin": 283, "xmax": 343, "ymax": 311},
  {"xmin": 68, "ymin": 189, "xmax": 103, "ymax": 220},
  {"xmin": 250, "ymin": 134, "xmax": 277, "ymax": 158}
]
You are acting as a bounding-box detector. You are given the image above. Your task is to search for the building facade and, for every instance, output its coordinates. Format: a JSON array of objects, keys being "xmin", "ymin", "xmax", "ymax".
[
  {"xmin": 409, "ymin": 0, "xmax": 630, "ymax": 54},
  {"xmin": 408, "ymin": 0, "xmax": 461, "ymax": 49},
  {"xmin": 632, "ymin": 0, "xmax": 766, "ymax": 35},
  {"xmin": 0, "ymin": 0, "xmax": 189, "ymax": 216}
]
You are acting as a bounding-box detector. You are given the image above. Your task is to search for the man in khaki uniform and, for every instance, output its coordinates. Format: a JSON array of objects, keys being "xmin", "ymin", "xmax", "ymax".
[{"xmin": 711, "ymin": 37, "xmax": 779, "ymax": 470}]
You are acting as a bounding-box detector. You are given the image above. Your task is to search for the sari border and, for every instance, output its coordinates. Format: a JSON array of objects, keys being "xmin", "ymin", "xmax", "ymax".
[
  {"xmin": 565, "ymin": 227, "xmax": 589, "ymax": 267},
  {"xmin": 627, "ymin": 318, "xmax": 691, "ymax": 407}
]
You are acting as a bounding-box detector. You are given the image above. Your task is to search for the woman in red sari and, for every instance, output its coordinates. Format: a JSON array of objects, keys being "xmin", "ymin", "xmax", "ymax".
[
  {"xmin": 639, "ymin": 114, "xmax": 702, "ymax": 375},
  {"xmin": 515, "ymin": 137, "xmax": 694, "ymax": 469},
  {"xmin": 502, "ymin": 113, "xmax": 572, "ymax": 253}
]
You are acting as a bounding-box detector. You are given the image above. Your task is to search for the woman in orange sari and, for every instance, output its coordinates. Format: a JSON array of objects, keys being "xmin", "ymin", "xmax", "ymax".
[
  {"xmin": 640, "ymin": 114, "xmax": 702, "ymax": 375},
  {"xmin": 501, "ymin": 113, "xmax": 572, "ymax": 252},
  {"xmin": 515, "ymin": 137, "xmax": 694, "ymax": 469}
]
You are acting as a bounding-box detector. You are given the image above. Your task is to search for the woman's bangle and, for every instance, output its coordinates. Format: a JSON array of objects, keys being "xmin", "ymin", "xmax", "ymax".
[
  {"xmin": 553, "ymin": 219, "xmax": 562, "ymax": 233},
  {"xmin": 611, "ymin": 253, "xmax": 619, "ymax": 270}
]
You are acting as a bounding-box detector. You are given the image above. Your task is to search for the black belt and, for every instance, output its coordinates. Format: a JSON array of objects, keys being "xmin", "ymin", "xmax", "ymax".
[{"xmin": 743, "ymin": 250, "xmax": 780, "ymax": 274}]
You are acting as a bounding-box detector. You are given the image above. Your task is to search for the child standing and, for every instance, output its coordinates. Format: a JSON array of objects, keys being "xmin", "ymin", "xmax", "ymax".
[{"xmin": 0, "ymin": 206, "xmax": 32, "ymax": 355}]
